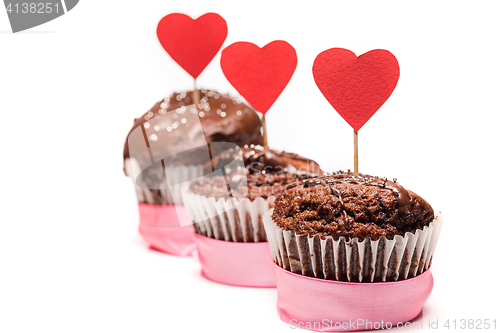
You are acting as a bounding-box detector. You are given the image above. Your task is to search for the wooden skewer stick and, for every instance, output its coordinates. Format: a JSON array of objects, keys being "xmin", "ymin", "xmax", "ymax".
[
  {"xmin": 193, "ymin": 80, "xmax": 211, "ymax": 171},
  {"xmin": 353, "ymin": 130, "xmax": 359, "ymax": 177},
  {"xmin": 192, "ymin": 79, "xmax": 200, "ymax": 107},
  {"xmin": 262, "ymin": 114, "xmax": 268, "ymax": 149}
]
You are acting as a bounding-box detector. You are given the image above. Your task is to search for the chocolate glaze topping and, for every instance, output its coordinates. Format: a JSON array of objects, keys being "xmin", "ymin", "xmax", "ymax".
[
  {"xmin": 208, "ymin": 144, "xmax": 323, "ymax": 176},
  {"xmin": 300, "ymin": 173, "xmax": 411, "ymax": 217},
  {"xmin": 272, "ymin": 171, "xmax": 434, "ymax": 240},
  {"xmin": 123, "ymin": 89, "xmax": 263, "ymax": 172},
  {"xmin": 190, "ymin": 145, "xmax": 324, "ymax": 201}
]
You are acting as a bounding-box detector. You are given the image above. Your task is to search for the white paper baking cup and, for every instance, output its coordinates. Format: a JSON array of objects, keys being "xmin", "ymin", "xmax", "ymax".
[
  {"xmin": 124, "ymin": 158, "xmax": 203, "ymax": 205},
  {"xmin": 263, "ymin": 210, "xmax": 443, "ymax": 282},
  {"xmin": 182, "ymin": 189, "xmax": 276, "ymax": 242}
]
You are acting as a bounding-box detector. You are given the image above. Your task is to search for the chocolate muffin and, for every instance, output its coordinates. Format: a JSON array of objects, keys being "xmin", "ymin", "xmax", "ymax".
[
  {"xmin": 123, "ymin": 89, "xmax": 263, "ymax": 205},
  {"xmin": 273, "ymin": 173, "xmax": 434, "ymax": 240},
  {"xmin": 183, "ymin": 145, "xmax": 324, "ymax": 242},
  {"xmin": 264, "ymin": 172, "xmax": 443, "ymax": 282},
  {"xmin": 189, "ymin": 144, "xmax": 323, "ymax": 200}
]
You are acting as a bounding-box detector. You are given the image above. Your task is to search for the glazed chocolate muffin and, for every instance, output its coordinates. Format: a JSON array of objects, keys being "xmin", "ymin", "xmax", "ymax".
[
  {"xmin": 183, "ymin": 145, "xmax": 323, "ymax": 242},
  {"xmin": 123, "ymin": 90, "xmax": 263, "ymax": 205},
  {"xmin": 188, "ymin": 144, "xmax": 323, "ymax": 201},
  {"xmin": 264, "ymin": 171, "xmax": 442, "ymax": 282},
  {"xmin": 272, "ymin": 172, "xmax": 434, "ymax": 241}
]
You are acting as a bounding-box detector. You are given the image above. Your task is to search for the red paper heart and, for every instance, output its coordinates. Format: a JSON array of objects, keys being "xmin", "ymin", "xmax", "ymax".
[
  {"xmin": 157, "ymin": 13, "xmax": 228, "ymax": 79},
  {"xmin": 220, "ymin": 41, "xmax": 297, "ymax": 115},
  {"xmin": 313, "ymin": 48, "xmax": 400, "ymax": 132}
]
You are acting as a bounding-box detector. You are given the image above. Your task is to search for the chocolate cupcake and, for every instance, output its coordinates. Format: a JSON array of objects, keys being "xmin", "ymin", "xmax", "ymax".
[
  {"xmin": 182, "ymin": 145, "xmax": 323, "ymax": 243},
  {"xmin": 263, "ymin": 172, "xmax": 443, "ymax": 282},
  {"xmin": 123, "ymin": 89, "xmax": 263, "ymax": 205},
  {"xmin": 123, "ymin": 89, "xmax": 263, "ymax": 255}
]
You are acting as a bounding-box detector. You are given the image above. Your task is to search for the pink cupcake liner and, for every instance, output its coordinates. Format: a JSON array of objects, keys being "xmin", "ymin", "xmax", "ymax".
[
  {"xmin": 182, "ymin": 189, "xmax": 277, "ymax": 286},
  {"xmin": 194, "ymin": 233, "xmax": 276, "ymax": 287},
  {"xmin": 274, "ymin": 264, "xmax": 433, "ymax": 331},
  {"xmin": 138, "ymin": 203, "xmax": 195, "ymax": 256}
]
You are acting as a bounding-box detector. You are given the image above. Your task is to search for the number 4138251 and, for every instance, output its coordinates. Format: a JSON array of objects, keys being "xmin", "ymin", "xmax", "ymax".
[
  {"xmin": 5, "ymin": 3, "xmax": 60, "ymax": 14},
  {"xmin": 444, "ymin": 319, "xmax": 497, "ymax": 330}
]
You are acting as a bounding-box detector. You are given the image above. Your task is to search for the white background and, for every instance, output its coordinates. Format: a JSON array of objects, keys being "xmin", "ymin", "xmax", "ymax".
[{"xmin": 1, "ymin": 1, "xmax": 499, "ymax": 332}]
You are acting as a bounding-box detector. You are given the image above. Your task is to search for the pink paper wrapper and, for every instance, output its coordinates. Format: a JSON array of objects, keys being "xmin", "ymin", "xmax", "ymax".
[
  {"xmin": 194, "ymin": 233, "xmax": 276, "ymax": 287},
  {"xmin": 274, "ymin": 264, "xmax": 433, "ymax": 332},
  {"xmin": 138, "ymin": 203, "xmax": 196, "ymax": 256}
]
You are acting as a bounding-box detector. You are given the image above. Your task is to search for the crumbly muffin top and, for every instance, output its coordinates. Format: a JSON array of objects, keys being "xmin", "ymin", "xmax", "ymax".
[
  {"xmin": 188, "ymin": 145, "xmax": 323, "ymax": 201},
  {"xmin": 272, "ymin": 172, "xmax": 434, "ymax": 240}
]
